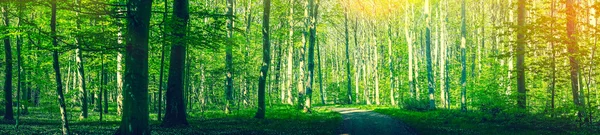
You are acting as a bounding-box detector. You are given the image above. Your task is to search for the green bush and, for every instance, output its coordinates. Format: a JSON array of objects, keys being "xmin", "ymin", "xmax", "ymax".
[{"xmin": 402, "ymin": 98, "xmax": 431, "ymax": 111}]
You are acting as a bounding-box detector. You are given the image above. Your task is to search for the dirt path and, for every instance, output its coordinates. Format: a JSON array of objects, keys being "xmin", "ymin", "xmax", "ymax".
[{"xmin": 332, "ymin": 108, "xmax": 416, "ymax": 135}]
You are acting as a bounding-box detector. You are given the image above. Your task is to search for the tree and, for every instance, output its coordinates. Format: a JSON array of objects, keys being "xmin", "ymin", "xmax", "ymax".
[
  {"xmin": 255, "ymin": 0, "xmax": 271, "ymax": 119},
  {"xmin": 163, "ymin": 0, "xmax": 189, "ymax": 127},
  {"xmin": 425, "ymin": 0, "xmax": 436, "ymax": 109},
  {"xmin": 116, "ymin": 0, "xmax": 152, "ymax": 134},
  {"xmin": 343, "ymin": 0, "xmax": 352, "ymax": 104},
  {"xmin": 404, "ymin": 2, "xmax": 415, "ymax": 100},
  {"xmin": 305, "ymin": 0, "xmax": 318, "ymax": 113},
  {"xmin": 50, "ymin": 0, "xmax": 70, "ymax": 134},
  {"xmin": 157, "ymin": 0, "xmax": 168, "ymax": 121},
  {"xmin": 74, "ymin": 0, "xmax": 89, "ymax": 119},
  {"xmin": 566, "ymin": 0, "xmax": 586, "ymax": 122},
  {"xmin": 2, "ymin": 4, "xmax": 13, "ymax": 121},
  {"xmin": 460, "ymin": 0, "xmax": 467, "ymax": 112},
  {"xmin": 225, "ymin": 0, "xmax": 235, "ymax": 114},
  {"xmin": 516, "ymin": 0, "xmax": 527, "ymax": 110}
]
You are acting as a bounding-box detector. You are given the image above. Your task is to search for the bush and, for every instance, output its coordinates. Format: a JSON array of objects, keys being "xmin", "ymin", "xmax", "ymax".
[{"xmin": 402, "ymin": 98, "xmax": 432, "ymax": 111}]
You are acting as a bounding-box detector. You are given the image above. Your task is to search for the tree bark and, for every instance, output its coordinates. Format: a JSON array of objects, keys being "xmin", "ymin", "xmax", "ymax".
[
  {"xmin": 566, "ymin": 0, "xmax": 586, "ymax": 122},
  {"xmin": 460, "ymin": 0, "xmax": 468, "ymax": 112},
  {"xmin": 225, "ymin": 0, "xmax": 235, "ymax": 114},
  {"xmin": 516, "ymin": 0, "xmax": 527, "ymax": 110},
  {"xmin": 162, "ymin": 0, "xmax": 190, "ymax": 127},
  {"xmin": 343, "ymin": 0, "xmax": 352, "ymax": 104},
  {"xmin": 156, "ymin": 0, "xmax": 168, "ymax": 121},
  {"xmin": 425, "ymin": 0, "xmax": 436, "ymax": 109},
  {"xmin": 2, "ymin": 5, "xmax": 13, "ymax": 121},
  {"xmin": 255, "ymin": 0, "xmax": 271, "ymax": 119},
  {"xmin": 50, "ymin": 1, "xmax": 70, "ymax": 134},
  {"xmin": 116, "ymin": 0, "xmax": 152, "ymax": 134}
]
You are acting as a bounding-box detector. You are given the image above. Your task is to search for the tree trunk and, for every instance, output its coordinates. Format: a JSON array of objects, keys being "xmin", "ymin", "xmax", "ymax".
[
  {"xmin": 156, "ymin": 0, "xmax": 168, "ymax": 121},
  {"xmin": 404, "ymin": 3, "xmax": 415, "ymax": 100},
  {"xmin": 162, "ymin": 0, "xmax": 190, "ymax": 127},
  {"xmin": 116, "ymin": 0, "xmax": 152, "ymax": 134},
  {"xmin": 343, "ymin": 1, "xmax": 352, "ymax": 104},
  {"xmin": 286, "ymin": 0, "xmax": 294, "ymax": 105},
  {"xmin": 566, "ymin": 0, "xmax": 586, "ymax": 122},
  {"xmin": 50, "ymin": 1, "xmax": 70, "ymax": 134},
  {"xmin": 425, "ymin": 0, "xmax": 436, "ymax": 109},
  {"xmin": 255, "ymin": 0, "xmax": 271, "ymax": 119},
  {"xmin": 103, "ymin": 56, "xmax": 108, "ymax": 114},
  {"xmin": 100, "ymin": 57, "xmax": 104, "ymax": 121},
  {"xmin": 2, "ymin": 5, "xmax": 13, "ymax": 121},
  {"xmin": 516, "ymin": 0, "xmax": 527, "ymax": 110},
  {"xmin": 439, "ymin": 2, "xmax": 448, "ymax": 108},
  {"xmin": 305, "ymin": 0, "xmax": 318, "ymax": 113},
  {"xmin": 548, "ymin": 0, "xmax": 556, "ymax": 116},
  {"xmin": 460, "ymin": 0, "xmax": 468, "ymax": 112},
  {"xmin": 225, "ymin": 0, "xmax": 235, "ymax": 114}
]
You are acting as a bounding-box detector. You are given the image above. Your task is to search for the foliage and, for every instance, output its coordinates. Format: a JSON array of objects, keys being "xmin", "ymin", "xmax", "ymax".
[{"xmin": 373, "ymin": 108, "xmax": 599, "ymax": 135}]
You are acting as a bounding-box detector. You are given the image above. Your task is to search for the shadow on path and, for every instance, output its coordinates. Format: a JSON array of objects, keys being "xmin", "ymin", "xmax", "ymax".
[{"xmin": 332, "ymin": 108, "xmax": 416, "ymax": 135}]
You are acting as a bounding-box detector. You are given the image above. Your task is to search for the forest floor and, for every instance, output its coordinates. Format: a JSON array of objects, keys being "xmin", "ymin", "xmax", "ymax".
[
  {"xmin": 332, "ymin": 108, "xmax": 416, "ymax": 135},
  {"xmin": 0, "ymin": 105, "xmax": 342, "ymax": 135}
]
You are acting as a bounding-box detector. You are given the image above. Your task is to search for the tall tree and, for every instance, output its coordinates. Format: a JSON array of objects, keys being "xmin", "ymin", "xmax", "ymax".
[
  {"xmin": 255, "ymin": 0, "xmax": 271, "ymax": 119},
  {"xmin": 343, "ymin": 0, "xmax": 352, "ymax": 104},
  {"xmin": 157, "ymin": 0, "xmax": 168, "ymax": 121},
  {"xmin": 516, "ymin": 0, "xmax": 527, "ymax": 109},
  {"xmin": 566, "ymin": 0, "xmax": 586, "ymax": 121},
  {"xmin": 50, "ymin": 0, "xmax": 70, "ymax": 134},
  {"xmin": 460, "ymin": 0, "xmax": 468, "ymax": 112},
  {"xmin": 404, "ymin": 3, "xmax": 415, "ymax": 99},
  {"xmin": 425, "ymin": 0, "xmax": 436, "ymax": 109},
  {"xmin": 74, "ymin": 0, "xmax": 89, "ymax": 119},
  {"xmin": 116, "ymin": 0, "xmax": 152, "ymax": 134},
  {"xmin": 305, "ymin": 0, "xmax": 318, "ymax": 113},
  {"xmin": 2, "ymin": 4, "xmax": 13, "ymax": 121},
  {"xmin": 225, "ymin": 0, "xmax": 235, "ymax": 114},
  {"xmin": 162, "ymin": 0, "xmax": 189, "ymax": 127}
]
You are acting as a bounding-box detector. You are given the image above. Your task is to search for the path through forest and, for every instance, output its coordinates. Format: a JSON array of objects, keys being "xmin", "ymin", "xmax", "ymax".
[{"xmin": 333, "ymin": 108, "xmax": 416, "ymax": 135}]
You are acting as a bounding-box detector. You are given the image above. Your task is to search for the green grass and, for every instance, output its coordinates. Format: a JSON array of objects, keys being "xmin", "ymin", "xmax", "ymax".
[
  {"xmin": 0, "ymin": 105, "xmax": 342, "ymax": 135},
  {"xmin": 371, "ymin": 107, "xmax": 600, "ymax": 135}
]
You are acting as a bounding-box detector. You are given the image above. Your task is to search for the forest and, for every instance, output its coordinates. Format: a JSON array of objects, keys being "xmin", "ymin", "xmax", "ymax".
[{"xmin": 1, "ymin": 0, "xmax": 600, "ymax": 134}]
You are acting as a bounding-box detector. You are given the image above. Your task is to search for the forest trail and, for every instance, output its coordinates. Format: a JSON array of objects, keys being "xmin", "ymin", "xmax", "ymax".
[{"xmin": 332, "ymin": 108, "xmax": 416, "ymax": 135}]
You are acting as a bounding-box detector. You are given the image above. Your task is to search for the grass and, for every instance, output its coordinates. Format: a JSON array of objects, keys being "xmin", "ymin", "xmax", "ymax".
[
  {"xmin": 0, "ymin": 105, "xmax": 342, "ymax": 135},
  {"xmin": 370, "ymin": 107, "xmax": 600, "ymax": 135}
]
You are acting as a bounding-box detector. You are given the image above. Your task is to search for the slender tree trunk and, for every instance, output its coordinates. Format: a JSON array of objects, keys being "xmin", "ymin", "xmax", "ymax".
[
  {"xmin": 566, "ymin": 0, "xmax": 585, "ymax": 122},
  {"xmin": 425, "ymin": 0, "xmax": 436, "ymax": 109},
  {"xmin": 404, "ymin": 3, "xmax": 415, "ymax": 100},
  {"xmin": 317, "ymin": 34, "xmax": 325, "ymax": 105},
  {"xmin": 255, "ymin": 0, "xmax": 271, "ymax": 119},
  {"xmin": 16, "ymin": 4, "xmax": 22, "ymax": 126},
  {"xmin": 286, "ymin": 0, "xmax": 294, "ymax": 105},
  {"xmin": 74, "ymin": 0, "xmax": 89, "ymax": 119},
  {"xmin": 388, "ymin": 21, "xmax": 394, "ymax": 106},
  {"xmin": 50, "ymin": 1, "xmax": 70, "ymax": 134},
  {"xmin": 354, "ymin": 17, "xmax": 360, "ymax": 104},
  {"xmin": 549, "ymin": 0, "xmax": 556, "ymax": 115},
  {"xmin": 116, "ymin": 0, "xmax": 152, "ymax": 134},
  {"xmin": 304, "ymin": 0, "xmax": 318, "ymax": 113},
  {"xmin": 460, "ymin": 0, "xmax": 468, "ymax": 112},
  {"xmin": 516, "ymin": 0, "xmax": 526, "ymax": 110},
  {"xmin": 225, "ymin": 0, "xmax": 235, "ymax": 114},
  {"xmin": 100, "ymin": 56, "xmax": 104, "ymax": 121},
  {"xmin": 344, "ymin": 1, "xmax": 352, "ymax": 104},
  {"xmin": 156, "ymin": 0, "xmax": 168, "ymax": 121},
  {"xmin": 103, "ymin": 56, "xmax": 108, "ymax": 114},
  {"xmin": 439, "ymin": 3, "xmax": 448, "ymax": 108}
]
